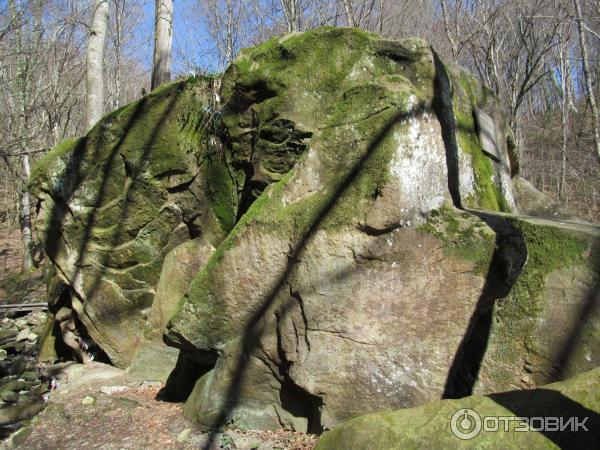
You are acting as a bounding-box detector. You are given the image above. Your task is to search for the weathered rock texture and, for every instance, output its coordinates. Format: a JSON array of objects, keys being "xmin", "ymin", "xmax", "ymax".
[
  {"xmin": 31, "ymin": 80, "xmax": 231, "ymax": 368},
  {"xmin": 30, "ymin": 27, "xmax": 599, "ymax": 433}
]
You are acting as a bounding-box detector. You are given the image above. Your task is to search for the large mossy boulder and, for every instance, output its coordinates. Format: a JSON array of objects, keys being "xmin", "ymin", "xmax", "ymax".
[
  {"xmin": 30, "ymin": 79, "xmax": 233, "ymax": 367},
  {"xmin": 315, "ymin": 367, "xmax": 600, "ymax": 450},
  {"xmin": 163, "ymin": 27, "xmax": 520, "ymax": 430},
  {"xmin": 30, "ymin": 27, "xmax": 599, "ymax": 433}
]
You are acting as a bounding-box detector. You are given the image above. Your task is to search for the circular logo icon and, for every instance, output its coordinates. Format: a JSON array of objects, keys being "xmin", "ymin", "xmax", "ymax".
[{"xmin": 450, "ymin": 408, "xmax": 482, "ymax": 440}]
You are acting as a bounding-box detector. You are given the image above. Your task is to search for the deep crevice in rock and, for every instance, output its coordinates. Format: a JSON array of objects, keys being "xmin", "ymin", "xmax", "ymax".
[
  {"xmin": 431, "ymin": 48, "xmax": 462, "ymax": 210},
  {"xmin": 430, "ymin": 45, "xmax": 532, "ymax": 397},
  {"xmin": 272, "ymin": 291, "xmax": 323, "ymax": 433},
  {"xmin": 232, "ymin": 117, "xmax": 312, "ymax": 224},
  {"xmin": 72, "ymin": 315, "xmax": 111, "ymax": 364},
  {"xmin": 48, "ymin": 286, "xmax": 111, "ymax": 364},
  {"xmin": 165, "ymin": 175, "xmax": 197, "ymax": 194},
  {"xmin": 158, "ymin": 350, "xmax": 217, "ymax": 402},
  {"xmin": 182, "ymin": 213, "xmax": 202, "ymax": 239},
  {"xmin": 357, "ymin": 223, "xmax": 403, "ymax": 236},
  {"xmin": 279, "ymin": 379, "xmax": 324, "ymax": 434},
  {"xmin": 47, "ymin": 285, "xmax": 75, "ymax": 361},
  {"xmin": 235, "ymin": 160, "xmax": 266, "ymax": 223}
]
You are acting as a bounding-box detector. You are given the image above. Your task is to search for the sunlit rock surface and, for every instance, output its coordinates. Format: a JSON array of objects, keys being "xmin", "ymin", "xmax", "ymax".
[{"xmin": 30, "ymin": 27, "xmax": 599, "ymax": 433}]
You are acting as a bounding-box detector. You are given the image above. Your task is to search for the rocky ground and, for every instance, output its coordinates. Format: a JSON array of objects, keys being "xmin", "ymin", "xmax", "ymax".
[
  {"xmin": 0, "ymin": 362, "xmax": 317, "ymax": 449},
  {"xmin": 0, "ymin": 309, "xmax": 48, "ymax": 439}
]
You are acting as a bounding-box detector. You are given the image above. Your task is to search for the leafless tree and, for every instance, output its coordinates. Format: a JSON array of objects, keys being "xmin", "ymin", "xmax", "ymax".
[
  {"xmin": 193, "ymin": 0, "xmax": 246, "ymax": 68},
  {"xmin": 573, "ymin": 0, "xmax": 600, "ymax": 162},
  {"xmin": 86, "ymin": 0, "xmax": 109, "ymax": 130},
  {"xmin": 152, "ymin": 0, "xmax": 174, "ymax": 90},
  {"xmin": 105, "ymin": 0, "xmax": 149, "ymax": 109},
  {"xmin": 280, "ymin": 0, "xmax": 300, "ymax": 32},
  {"xmin": 545, "ymin": 0, "xmax": 575, "ymax": 200},
  {"xmin": 0, "ymin": 0, "xmax": 148, "ymax": 272},
  {"xmin": 5, "ymin": 0, "xmax": 45, "ymax": 270}
]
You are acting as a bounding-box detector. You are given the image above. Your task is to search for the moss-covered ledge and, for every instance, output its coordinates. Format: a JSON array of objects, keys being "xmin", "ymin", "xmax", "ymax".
[{"xmin": 315, "ymin": 367, "xmax": 600, "ymax": 450}]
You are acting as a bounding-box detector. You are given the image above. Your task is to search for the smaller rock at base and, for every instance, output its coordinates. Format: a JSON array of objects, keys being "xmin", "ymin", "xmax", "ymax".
[
  {"xmin": 1, "ymin": 391, "xmax": 18, "ymax": 403},
  {"xmin": 1, "ymin": 379, "xmax": 29, "ymax": 393},
  {"xmin": 100, "ymin": 386, "xmax": 128, "ymax": 395},
  {"xmin": 16, "ymin": 328, "xmax": 30, "ymax": 342},
  {"xmin": 18, "ymin": 392, "xmax": 34, "ymax": 403},
  {"xmin": 81, "ymin": 396, "xmax": 95, "ymax": 405},
  {"xmin": 177, "ymin": 428, "xmax": 191, "ymax": 443},
  {"xmin": 20, "ymin": 371, "xmax": 37, "ymax": 382},
  {"xmin": 0, "ymin": 349, "xmax": 7, "ymax": 361},
  {"xmin": 26, "ymin": 312, "xmax": 46, "ymax": 326},
  {"xmin": 10, "ymin": 426, "xmax": 31, "ymax": 446},
  {"xmin": 1, "ymin": 341, "xmax": 25, "ymax": 353}
]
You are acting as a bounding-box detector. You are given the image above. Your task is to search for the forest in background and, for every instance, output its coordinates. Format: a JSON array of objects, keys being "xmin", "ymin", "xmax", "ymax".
[{"xmin": 1, "ymin": 0, "xmax": 600, "ymax": 275}]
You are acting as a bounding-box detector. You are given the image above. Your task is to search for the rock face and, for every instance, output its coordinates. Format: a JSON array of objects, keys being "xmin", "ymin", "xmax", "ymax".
[
  {"xmin": 30, "ymin": 27, "xmax": 599, "ymax": 433},
  {"xmin": 30, "ymin": 80, "xmax": 231, "ymax": 368},
  {"xmin": 315, "ymin": 367, "xmax": 600, "ymax": 450},
  {"xmin": 469, "ymin": 216, "xmax": 600, "ymax": 394}
]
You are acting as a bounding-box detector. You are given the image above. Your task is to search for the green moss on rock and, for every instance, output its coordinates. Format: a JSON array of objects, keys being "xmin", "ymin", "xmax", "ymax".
[
  {"xmin": 28, "ymin": 76, "xmax": 241, "ymax": 367},
  {"xmin": 419, "ymin": 206, "xmax": 495, "ymax": 275},
  {"xmin": 477, "ymin": 217, "xmax": 600, "ymax": 391},
  {"xmin": 499, "ymin": 219, "xmax": 590, "ymax": 344},
  {"xmin": 167, "ymin": 28, "xmax": 439, "ymax": 350},
  {"xmin": 205, "ymin": 157, "xmax": 237, "ymax": 233},
  {"xmin": 29, "ymin": 137, "xmax": 85, "ymax": 191},
  {"xmin": 447, "ymin": 64, "xmax": 513, "ymax": 212}
]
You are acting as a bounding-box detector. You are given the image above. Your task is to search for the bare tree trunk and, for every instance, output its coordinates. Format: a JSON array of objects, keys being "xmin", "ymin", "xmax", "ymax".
[
  {"xmin": 342, "ymin": 0, "xmax": 357, "ymax": 27},
  {"xmin": 573, "ymin": 0, "xmax": 600, "ymax": 162},
  {"xmin": 377, "ymin": 0, "xmax": 384, "ymax": 33},
  {"xmin": 8, "ymin": 0, "xmax": 36, "ymax": 271},
  {"xmin": 225, "ymin": 0, "xmax": 234, "ymax": 63},
  {"xmin": 554, "ymin": 5, "xmax": 572, "ymax": 202},
  {"xmin": 440, "ymin": 0, "xmax": 458, "ymax": 59},
  {"xmin": 152, "ymin": 0, "xmax": 174, "ymax": 90},
  {"xmin": 559, "ymin": 72, "xmax": 569, "ymax": 201},
  {"xmin": 112, "ymin": 0, "xmax": 124, "ymax": 110},
  {"xmin": 86, "ymin": 0, "xmax": 109, "ymax": 130},
  {"xmin": 280, "ymin": 0, "xmax": 299, "ymax": 32},
  {"xmin": 19, "ymin": 154, "xmax": 33, "ymax": 271}
]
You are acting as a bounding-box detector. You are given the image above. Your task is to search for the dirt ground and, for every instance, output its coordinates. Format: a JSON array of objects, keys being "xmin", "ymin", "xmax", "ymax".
[
  {"xmin": 0, "ymin": 224, "xmax": 23, "ymax": 280},
  {"xmin": 1, "ymin": 363, "xmax": 317, "ymax": 450}
]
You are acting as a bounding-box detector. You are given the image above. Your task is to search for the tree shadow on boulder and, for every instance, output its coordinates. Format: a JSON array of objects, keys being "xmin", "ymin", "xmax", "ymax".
[
  {"xmin": 195, "ymin": 104, "xmax": 428, "ymax": 449},
  {"xmin": 42, "ymin": 86, "xmax": 184, "ymax": 365},
  {"xmin": 443, "ymin": 212, "xmax": 527, "ymax": 398},
  {"xmin": 489, "ymin": 387, "xmax": 600, "ymax": 449}
]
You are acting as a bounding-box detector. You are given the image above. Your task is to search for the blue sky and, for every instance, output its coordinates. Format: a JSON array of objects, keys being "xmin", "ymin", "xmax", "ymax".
[{"xmin": 140, "ymin": 0, "xmax": 227, "ymax": 75}]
